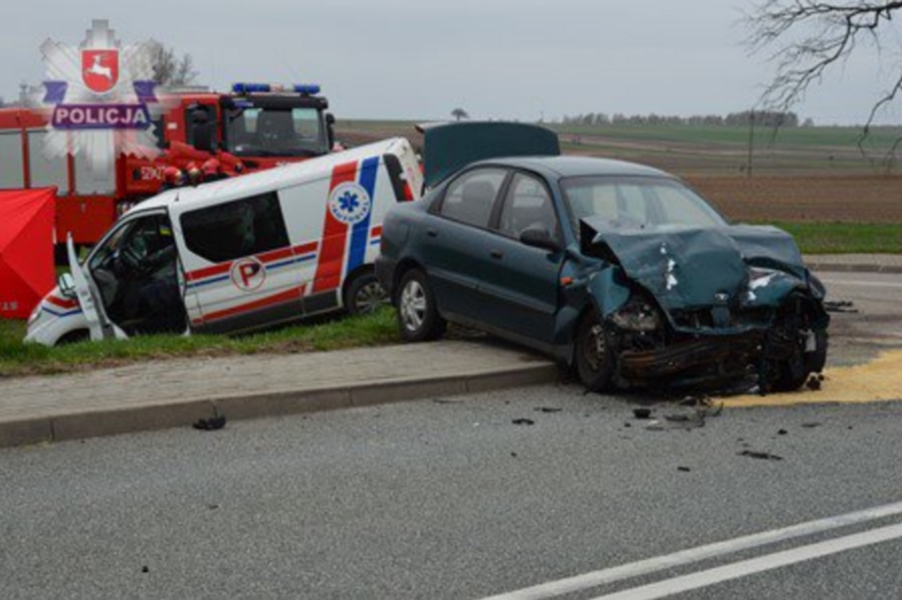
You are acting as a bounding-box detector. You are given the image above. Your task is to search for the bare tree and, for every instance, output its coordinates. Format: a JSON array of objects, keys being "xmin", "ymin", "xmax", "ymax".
[
  {"xmin": 745, "ymin": 1, "xmax": 902, "ymax": 156},
  {"xmin": 451, "ymin": 108, "xmax": 469, "ymax": 121},
  {"xmin": 148, "ymin": 41, "xmax": 198, "ymax": 87}
]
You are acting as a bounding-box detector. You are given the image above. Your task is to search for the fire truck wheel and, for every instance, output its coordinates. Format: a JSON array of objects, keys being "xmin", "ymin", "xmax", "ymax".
[{"xmin": 344, "ymin": 271, "xmax": 388, "ymax": 315}]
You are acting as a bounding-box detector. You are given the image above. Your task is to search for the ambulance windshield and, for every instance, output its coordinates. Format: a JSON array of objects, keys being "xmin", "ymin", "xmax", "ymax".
[{"xmin": 224, "ymin": 107, "xmax": 327, "ymax": 158}]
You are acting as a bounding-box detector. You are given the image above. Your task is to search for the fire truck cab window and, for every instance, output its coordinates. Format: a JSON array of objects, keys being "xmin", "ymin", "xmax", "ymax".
[
  {"xmin": 225, "ymin": 107, "xmax": 325, "ymax": 157},
  {"xmin": 185, "ymin": 104, "xmax": 217, "ymax": 152},
  {"xmin": 180, "ymin": 192, "xmax": 289, "ymax": 264}
]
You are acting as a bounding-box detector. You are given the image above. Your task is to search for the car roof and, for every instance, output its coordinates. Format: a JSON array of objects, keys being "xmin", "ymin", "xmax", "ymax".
[{"xmin": 470, "ymin": 155, "xmax": 673, "ymax": 180}]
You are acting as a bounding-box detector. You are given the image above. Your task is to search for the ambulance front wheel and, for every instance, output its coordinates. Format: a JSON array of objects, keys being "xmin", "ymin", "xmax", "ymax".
[{"xmin": 345, "ymin": 271, "xmax": 389, "ymax": 315}]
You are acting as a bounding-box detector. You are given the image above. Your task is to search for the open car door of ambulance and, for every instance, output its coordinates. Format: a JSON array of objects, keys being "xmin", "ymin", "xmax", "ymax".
[{"xmin": 66, "ymin": 234, "xmax": 107, "ymax": 341}]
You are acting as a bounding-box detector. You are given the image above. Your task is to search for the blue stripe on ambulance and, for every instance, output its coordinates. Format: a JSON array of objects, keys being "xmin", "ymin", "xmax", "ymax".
[
  {"xmin": 348, "ymin": 156, "xmax": 379, "ymax": 272},
  {"xmin": 44, "ymin": 307, "xmax": 83, "ymax": 318}
]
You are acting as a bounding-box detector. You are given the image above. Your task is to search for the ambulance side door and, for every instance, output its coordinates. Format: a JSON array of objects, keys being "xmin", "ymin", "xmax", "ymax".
[
  {"xmin": 174, "ymin": 191, "xmax": 304, "ymax": 334},
  {"xmin": 277, "ymin": 174, "xmax": 341, "ymax": 315}
]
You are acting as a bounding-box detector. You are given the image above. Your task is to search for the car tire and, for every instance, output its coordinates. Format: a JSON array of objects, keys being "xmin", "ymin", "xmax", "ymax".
[
  {"xmin": 575, "ymin": 310, "xmax": 615, "ymax": 392},
  {"xmin": 57, "ymin": 329, "xmax": 90, "ymax": 346},
  {"xmin": 772, "ymin": 328, "xmax": 828, "ymax": 392},
  {"xmin": 397, "ymin": 269, "xmax": 446, "ymax": 342},
  {"xmin": 344, "ymin": 271, "xmax": 388, "ymax": 315}
]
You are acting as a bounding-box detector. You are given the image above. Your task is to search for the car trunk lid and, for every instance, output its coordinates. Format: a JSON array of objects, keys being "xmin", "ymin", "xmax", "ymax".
[{"xmin": 420, "ymin": 122, "xmax": 560, "ymax": 189}]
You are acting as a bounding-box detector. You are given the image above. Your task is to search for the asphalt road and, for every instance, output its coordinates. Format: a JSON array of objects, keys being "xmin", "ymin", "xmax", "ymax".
[
  {"xmin": 818, "ymin": 271, "xmax": 902, "ymax": 367},
  {"xmin": 1, "ymin": 271, "xmax": 901, "ymax": 599},
  {"xmin": 3, "ymin": 385, "xmax": 902, "ymax": 599}
]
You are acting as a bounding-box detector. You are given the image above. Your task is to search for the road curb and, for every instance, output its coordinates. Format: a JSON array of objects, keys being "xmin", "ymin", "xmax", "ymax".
[{"xmin": 0, "ymin": 363, "xmax": 561, "ymax": 449}]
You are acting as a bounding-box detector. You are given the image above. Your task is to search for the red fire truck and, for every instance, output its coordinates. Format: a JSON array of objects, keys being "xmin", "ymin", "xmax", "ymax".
[{"xmin": 0, "ymin": 83, "xmax": 337, "ymax": 256}]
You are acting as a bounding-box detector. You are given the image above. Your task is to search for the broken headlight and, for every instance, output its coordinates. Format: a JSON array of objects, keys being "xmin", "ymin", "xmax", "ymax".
[{"xmin": 609, "ymin": 297, "xmax": 662, "ymax": 332}]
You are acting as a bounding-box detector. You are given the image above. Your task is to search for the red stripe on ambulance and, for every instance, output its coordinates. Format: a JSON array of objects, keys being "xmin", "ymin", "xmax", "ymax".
[
  {"xmin": 192, "ymin": 285, "xmax": 306, "ymax": 326},
  {"xmin": 46, "ymin": 295, "xmax": 79, "ymax": 309},
  {"xmin": 313, "ymin": 160, "xmax": 358, "ymax": 292}
]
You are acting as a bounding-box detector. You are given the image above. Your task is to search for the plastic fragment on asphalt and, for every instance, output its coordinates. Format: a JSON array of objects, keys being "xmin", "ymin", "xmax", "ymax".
[
  {"xmin": 738, "ymin": 450, "xmax": 784, "ymax": 461},
  {"xmin": 633, "ymin": 408, "xmax": 652, "ymax": 419}
]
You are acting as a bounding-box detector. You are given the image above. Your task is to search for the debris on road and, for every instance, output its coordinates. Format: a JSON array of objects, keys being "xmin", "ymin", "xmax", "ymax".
[
  {"xmin": 677, "ymin": 466, "xmax": 692, "ymax": 472},
  {"xmin": 825, "ymin": 300, "xmax": 858, "ymax": 314},
  {"xmin": 778, "ymin": 429, "xmax": 788, "ymax": 435},
  {"xmin": 738, "ymin": 450, "xmax": 784, "ymax": 461},
  {"xmin": 802, "ymin": 422, "xmax": 822, "ymax": 429},
  {"xmin": 535, "ymin": 407, "xmax": 563, "ymax": 413},
  {"xmin": 193, "ymin": 410, "xmax": 227, "ymax": 431},
  {"xmin": 512, "ymin": 418, "xmax": 535, "ymax": 426},
  {"xmin": 633, "ymin": 408, "xmax": 652, "ymax": 419},
  {"xmin": 806, "ymin": 375, "xmax": 824, "ymax": 391}
]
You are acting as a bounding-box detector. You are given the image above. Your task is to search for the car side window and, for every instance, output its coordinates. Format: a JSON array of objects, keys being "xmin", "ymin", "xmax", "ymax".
[
  {"xmin": 498, "ymin": 173, "xmax": 558, "ymax": 241},
  {"xmin": 439, "ymin": 168, "xmax": 507, "ymax": 228},
  {"xmin": 181, "ymin": 192, "xmax": 290, "ymax": 264}
]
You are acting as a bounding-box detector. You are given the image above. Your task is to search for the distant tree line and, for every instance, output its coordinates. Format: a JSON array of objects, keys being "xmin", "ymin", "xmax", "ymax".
[{"xmin": 560, "ymin": 110, "xmax": 808, "ymax": 128}]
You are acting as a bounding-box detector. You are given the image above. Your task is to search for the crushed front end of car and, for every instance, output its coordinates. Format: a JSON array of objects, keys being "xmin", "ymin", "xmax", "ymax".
[{"xmin": 579, "ymin": 219, "xmax": 829, "ymax": 392}]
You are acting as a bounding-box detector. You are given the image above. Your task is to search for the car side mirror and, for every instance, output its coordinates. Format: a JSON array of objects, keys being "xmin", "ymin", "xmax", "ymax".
[
  {"xmin": 58, "ymin": 273, "xmax": 76, "ymax": 299},
  {"xmin": 519, "ymin": 226, "xmax": 561, "ymax": 252}
]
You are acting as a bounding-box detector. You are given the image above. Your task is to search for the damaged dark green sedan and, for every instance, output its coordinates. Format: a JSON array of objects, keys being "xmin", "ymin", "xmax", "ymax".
[{"xmin": 375, "ymin": 123, "xmax": 829, "ymax": 391}]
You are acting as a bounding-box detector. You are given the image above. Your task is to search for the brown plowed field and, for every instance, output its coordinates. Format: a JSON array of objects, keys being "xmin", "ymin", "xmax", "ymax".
[
  {"xmin": 337, "ymin": 124, "xmax": 900, "ymax": 224},
  {"xmin": 686, "ymin": 175, "xmax": 902, "ymax": 223}
]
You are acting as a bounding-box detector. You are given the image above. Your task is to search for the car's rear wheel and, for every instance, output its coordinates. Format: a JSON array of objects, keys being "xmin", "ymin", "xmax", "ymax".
[
  {"xmin": 397, "ymin": 269, "xmax": 446, "ymax": 342},
  {"xmin": 344, "ymin": 271, "xmax": 388, "ymax": 315},
  {"xmin": 575, "ymin": 310, "xmax": 615, "ymax": 391}
]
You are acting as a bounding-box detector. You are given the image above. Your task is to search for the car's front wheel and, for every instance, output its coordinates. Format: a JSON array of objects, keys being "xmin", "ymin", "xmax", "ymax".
[
  {"xmin": 397, "ymin": 269, "xmax": 446, "ymax": 342},
  {"xmin": 575, "ymin": 310, "xmax": 615, "ymax": 391},
  {"xmin": 771, "ymin": 328, "xmax": 828, "ymax": 392}
]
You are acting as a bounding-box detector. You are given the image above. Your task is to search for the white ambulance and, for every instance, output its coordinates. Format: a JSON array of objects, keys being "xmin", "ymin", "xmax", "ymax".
[{"xmin": 24, "ymin": 138, "xmax": 423, "ymax": 345}]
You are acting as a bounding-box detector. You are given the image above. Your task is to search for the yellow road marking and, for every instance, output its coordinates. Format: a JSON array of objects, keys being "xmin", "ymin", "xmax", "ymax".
[{"xmin": 721, "ymin": 349, "xmax": 902, "ymax": 408}]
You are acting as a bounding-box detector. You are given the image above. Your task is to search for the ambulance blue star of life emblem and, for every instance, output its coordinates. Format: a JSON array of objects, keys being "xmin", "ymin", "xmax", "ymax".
[{"xmin": 329, "ymin": 182, "xmax": 371, "ymax": 225}]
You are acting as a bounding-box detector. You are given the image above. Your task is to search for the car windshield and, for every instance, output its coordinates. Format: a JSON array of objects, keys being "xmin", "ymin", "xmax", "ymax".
[
  {"xmin": 224, "ymin": 107, "xmax": 326, "ymax": 157},
  {"xmin": 561, "ymin": 176, "xmax": 727, "ymax": 234}
]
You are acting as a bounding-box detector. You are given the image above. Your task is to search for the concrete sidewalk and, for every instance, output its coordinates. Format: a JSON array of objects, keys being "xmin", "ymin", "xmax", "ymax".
[{"xmin": 0, "ymin": 340, "xmax": 559, "ymax": 448}]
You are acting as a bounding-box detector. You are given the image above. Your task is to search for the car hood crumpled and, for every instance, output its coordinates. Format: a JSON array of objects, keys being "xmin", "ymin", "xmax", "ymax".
[{"xmin": 580, "ymin": 218, "xmax": 809, "ymax": 311}]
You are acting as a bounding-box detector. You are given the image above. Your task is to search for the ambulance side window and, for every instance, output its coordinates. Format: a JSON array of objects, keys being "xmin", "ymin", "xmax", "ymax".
[{"xmin": 180, "ymin": 192, "xmax": 289, "ymax": 264}]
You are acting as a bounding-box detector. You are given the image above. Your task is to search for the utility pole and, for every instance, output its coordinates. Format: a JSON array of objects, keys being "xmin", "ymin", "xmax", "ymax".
[{"xmin": 746, "ymin": 109, "xmax": 755, "ymax": 178}]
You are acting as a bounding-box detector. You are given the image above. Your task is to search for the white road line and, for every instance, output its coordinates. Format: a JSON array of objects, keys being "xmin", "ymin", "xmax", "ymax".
[
  {"xmin": 481, "ymin": 500, "xmax": 902, "ymax": 600},
  {"xmin": 820, "ymin": 279, "xmax": 902, "ymax": 289},
  {"xmin": 590, "ymin": 521, "xmax": 902, "ymax": 600}
]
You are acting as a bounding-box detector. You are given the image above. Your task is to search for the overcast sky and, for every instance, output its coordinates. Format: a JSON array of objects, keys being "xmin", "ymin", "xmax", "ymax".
[{"xmin": 4, "ymin": 0, "xmax": 901, "ymax": 125}]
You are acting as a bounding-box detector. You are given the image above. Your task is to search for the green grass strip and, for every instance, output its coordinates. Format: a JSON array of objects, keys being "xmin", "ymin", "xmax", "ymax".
[
  {"xmin": 761, "ymin": 222, "xmax": 902, "ymax": 255},
  {"xmin": 0, "ymin": 307, "xmax": 400, "ymax": 378}
]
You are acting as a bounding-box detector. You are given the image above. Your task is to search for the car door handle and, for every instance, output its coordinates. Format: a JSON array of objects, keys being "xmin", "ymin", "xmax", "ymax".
[
  {"xmin": 427, "ymin": 228, "xmax": 438, "ymax": 238},
  {"xmin": 490, "ymin": 250, "xmax": 504, "ymax": 260}
]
